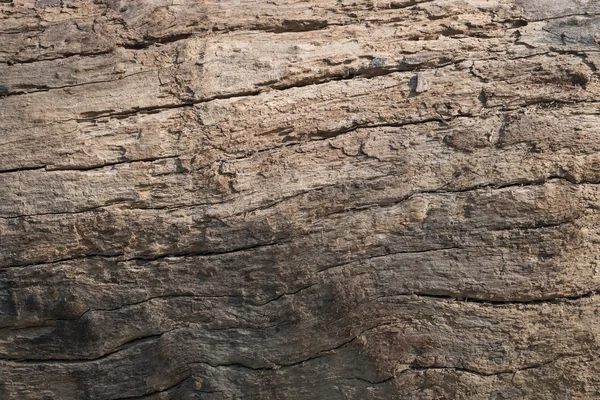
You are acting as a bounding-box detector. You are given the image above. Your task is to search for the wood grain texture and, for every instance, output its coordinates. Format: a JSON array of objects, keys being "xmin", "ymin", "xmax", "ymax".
[{"xmin": 2, "ymin": 0, "xmax": 600, "ymax": 398}]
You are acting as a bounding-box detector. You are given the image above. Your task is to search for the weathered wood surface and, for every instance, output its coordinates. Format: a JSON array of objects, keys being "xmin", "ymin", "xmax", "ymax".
[{"xmin": 2, "ymin": 0, "xmax": 600, "ymax": 398}]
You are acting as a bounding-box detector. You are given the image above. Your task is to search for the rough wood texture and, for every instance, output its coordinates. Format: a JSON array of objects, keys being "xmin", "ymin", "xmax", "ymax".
[{"xmin": 2, "ymin": 0, "xmax": 600, "ymax": 398}]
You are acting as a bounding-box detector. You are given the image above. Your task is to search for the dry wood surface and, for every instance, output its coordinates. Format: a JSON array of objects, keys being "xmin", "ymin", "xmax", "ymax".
[{"xmin": 2, "ymin": 0, "xmax": 600, "ymax": 398}]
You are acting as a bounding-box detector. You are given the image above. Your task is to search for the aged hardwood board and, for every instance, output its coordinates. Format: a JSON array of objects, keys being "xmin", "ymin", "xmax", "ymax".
[{"xmin": 2, "ymin": 0, "xmax": 600, "ymax": 399}]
